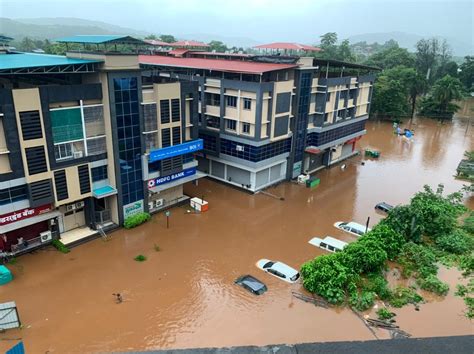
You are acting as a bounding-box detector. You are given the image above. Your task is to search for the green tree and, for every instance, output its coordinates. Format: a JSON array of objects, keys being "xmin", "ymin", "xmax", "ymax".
[
  {"xmin": 458, "ymin": 56, "xmax": 474, "ymax": 91},
  {"xmin": 19, "ymin": 36, "xmax": 35, "ymax": 52},
  {"xmin": 159, "ymin": 34, "xmax": 176, "ymax": 43},
  {"xmin": 371, "ymin": 75, "xmax": 409, "ymax": 119},
  {"xmin": 415, "ymin": 38, "xmax": 440, "ymax": 82},
  {"xmin": 336, "ymin": 39, "xmax": 356, "ymax": 62},
  {"xmin": 145, "ymin": 34, "xmax": 158, "ymax": 40},
  {"xmin": 365, "ymin": 45, "xmax": 415, "ymax": 70},
  {"xmin": 316, "ymin": 32, "xmax": 339, "ymax": 59},
  {"xmin": 208, "ymin": 40, "xmax": 228, "ymax": 52},
  {"xmin": 419, "ymin": 75, "xmax": 466, "ymax": 118}
]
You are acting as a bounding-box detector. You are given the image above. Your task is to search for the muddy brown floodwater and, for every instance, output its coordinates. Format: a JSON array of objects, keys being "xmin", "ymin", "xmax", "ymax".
[{"xmin": 1, "ymin": 118, "xmax": 473, "ymax": 353}]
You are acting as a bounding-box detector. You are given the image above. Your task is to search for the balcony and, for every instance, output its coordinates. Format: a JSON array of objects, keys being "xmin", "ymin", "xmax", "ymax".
[{"xmin": 206, "ymin": 105, "xmax": 221, "ymax": 117}]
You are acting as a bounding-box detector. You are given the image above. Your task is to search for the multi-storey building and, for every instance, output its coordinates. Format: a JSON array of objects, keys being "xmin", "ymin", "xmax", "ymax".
[
  {"xmin": 140, "ymin": 48, "xmax": 377, "ymax": 191},
  {"xmin": 0, "ymin": 35, "xmax": 203, "ymax": 255},
  {"xmin": 0, "ymin": 36, "xmax": 378, "ymax": 255}
]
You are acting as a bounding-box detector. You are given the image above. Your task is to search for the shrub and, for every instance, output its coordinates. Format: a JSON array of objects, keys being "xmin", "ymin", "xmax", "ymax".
[
  {"xmin": 349, "ymin": 290, "xmax": 376, "ymax": 311},
  {"xmin": 301, "ymin": 253, "xmax": 356, "ymax": 304},
  {"xmin": 458, "ymin": 254, "xmax": 474, "ymax": 277},
  {"xmin": 134, "ymin": 254, "xmax": 147, "ymax": 262},
  {"xmin": 389, "ymin": 286, "xmax": 423, "ymax": 308},
  {"xmin": 463, "ymin": 212, "xmax": 474, "ymax": 234},
  {"xmin": 124, "ymin": 212, "xmax": 151, "ymax": 229},
  {"xmin": 435, "ymin": 229, "xmax": 473, "ymax": 255},
  {"xmin": 342, "ymin": 237, "xmax": 388, "ymax": 274},
  {"xmin": 464, "ymin": 297, "xmax": 474, "ymax": 319},
  {"xmin": 376, "ymin": 308, "xmax": 395, "ymax": 320},
  {"xmin": 52, "ymin": 239, "xmax": 70, "ymax": 253},
  {"xmin": 417, "ymin": 275, "xmax": 449, "ymax": 296},
  {"xmin": 397, "ymin": 242, "xmax": 437, "ymax": 278},
  {"xmin": 359, "ymin": 273, "xmax": 392, "ymax": 300},
  {"xmin": 455, "ymin": 284, "xmax": 469, "ymax": 297},
  {"xmin": 366, "ymin": 223, "xmax": 406, "ymax": 260}
]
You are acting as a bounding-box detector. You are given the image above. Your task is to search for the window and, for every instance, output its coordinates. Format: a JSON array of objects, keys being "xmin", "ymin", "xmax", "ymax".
[
  {"xmin": 206, "ymin": 116, "xmax": 220, "ymax": 129},
  {"xmin": 172, "ymin": 126, "xmax": 181, "ymax": 145},
  {"xmin": 243, "ymin": 98, "xmax": 251, "ymax": 110},
  {"xmin": 25, "ymin": 146, "xmax": 48, "ymax": 175},
  {"xmin": 326, "ymin": 93, "xmax": 331, "ymax": 102},
  {"xmin": 242, "ymin": 122, "xmax": 250, "ymax": 134},
  {"xmin": 54, "ymin": 143, "xmax": 73, "ymax": 160},
  {"xmin": 324, "ymin": 113, "xmax": 329, "ymax": 123},
  {"xmin": 160, "ymin": 100, "xmax": 170, "ymax": 124},
  {"xmin": 328, "ymin": 245, "xmax": 335, "ymax": 252},
  {"xmin": 0, "ymin": 185, "xmax": 28, "ymax": 205},
  {"xmin": 225, "ymin": 119, "xmax": 236, "ymax": 131},
  {"xmin": 19, "ymin": 110, "xmax": 42, "ymax": 140},
  {"xmin": 171, "ymin": 99, "xmax": 180, "ymax": 122},
  {"xmin": 161, "ymin": 128, "xmax": 171, "ymax": 147},
  {"xmin": 78, "ymin": 165, "xmax": 91, "ymax": 194},
  {"xmin": 54, "ymin": 170, "xmax": 68, "ymax": 201},
  {"xmin": 91, "ymin": 165, "xmax": 108, "ymax": 182},
  {"xmin": 206, "ymin": 93, "xmax": 220, "ymax": 106},
  {"xmin": 226, "ymin": 96, "xmax": 237, "ymax": 107}
]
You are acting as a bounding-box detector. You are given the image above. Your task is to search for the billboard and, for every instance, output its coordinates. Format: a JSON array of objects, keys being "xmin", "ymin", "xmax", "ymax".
[{"xmin": 148, "ymin": 167, "xmax": 197, "ymax": 189}]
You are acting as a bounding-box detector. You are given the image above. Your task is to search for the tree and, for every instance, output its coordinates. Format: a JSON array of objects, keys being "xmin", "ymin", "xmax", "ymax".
[
  {"xmin": 365, "ymin": 45, "xmax": 415, "ymax": 70},
  {"xmin": 320, "ymin": 32, "xmax": 338, "ymax": 47},
  {"xmin": 419, "ymin": 75, "xmax": 466, "ymax": 118},
  {"xmin": 208, "ymin": 40, "xmax": 228, "ymax": 53},
  {"xmin": 159, "ymin": 35, "xmax": 176, "ymax": 43},
  {"xmin": 459, "ymin": 56, "xmax": 474, "ymax": 92},
  {"xmin": 145, "ymin": 34, "xmax": 158, "ymax": 40},
  {"xmin": 316, "ymin": 32, "xmax": 339, "ymax": 59},
  {"xmin": 371, "ymin": 75, "xmax": 410, "ymax": 119},
  {"xmin": 415, "ymin": 38, "xmax": 440, "ymax": 83},
  {"xmin": 336, "ymin": 39, "xmax": 356, "ymax": 62},
  {"xmin": 19, "ymin": 37, "xmax": 35, "ymax": 52}
]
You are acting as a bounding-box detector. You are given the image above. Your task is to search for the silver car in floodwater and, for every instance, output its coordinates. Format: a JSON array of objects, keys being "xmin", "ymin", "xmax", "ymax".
[{"xmin": 256, "ymin": 259, "xmax": 300, "ymax": 283}]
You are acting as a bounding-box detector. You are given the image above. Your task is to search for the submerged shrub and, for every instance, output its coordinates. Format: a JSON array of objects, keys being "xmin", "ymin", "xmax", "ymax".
[
  {"xmin": 349, "ymin": 290, "xmax": 376, "ymax": 311},
  {"xmin": 124, "ymin": 212, "xmax": 151, "ymax": 229},
  {"xmin": 366, "ymin": 223, "xmax": 406, "ymax": 260},
  {"xmin": 397, "ymin": 242, "xmax": 437, "ymax": 278},
  {"xmin": 435, "ymin": 229, "xmax": 473, "ymax": 255},
  {"xmin": 389, "ymin": 286, "xmax": 423, "ymax": 308},
  {"xmin": 376, "ymin": 307, "xmax": 395, "ymax": 320},
  {"xmin": 134, "ymin": 254, "xmax": 147, "ymax": 262},
  {"xmin": 359, "ymin": 273, "xmax": 392, "ymax": 300},
  {"xmin": 342, "ymin": 237, "xmax": 388, "ymax": 274},
  {"xmin": 417, "ymin": 275, "xmax": 449, "ymax": 296},
  {"xmin": 52, "ymin": 239, "xmax": 70, "ymax": 253}
]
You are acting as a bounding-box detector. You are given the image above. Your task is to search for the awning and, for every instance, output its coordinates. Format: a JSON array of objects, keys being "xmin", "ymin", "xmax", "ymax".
[
  {"xmin": 305, "ymin": 147, "xmax": 322, "ymax": 154},
  {"xmin": 0, "ymin": 210, "xmax": 61, "ymax": 234},
  {"xmin": 345, "ymin": 136, "xmax": 362, "ymax": 145},
  {"xmin": 93, "ymin": 185, "xmax": 118, "ymax": 199}
]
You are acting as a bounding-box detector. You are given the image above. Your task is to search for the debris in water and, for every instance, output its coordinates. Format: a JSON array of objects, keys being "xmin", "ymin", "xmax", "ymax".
[
  {"xmin": 113, "ymin": 293, "xmax": 123, "ymax": 304},
  {"xmin": 291, "ymin": 291, "xmax": 329, "ymax": 309}
]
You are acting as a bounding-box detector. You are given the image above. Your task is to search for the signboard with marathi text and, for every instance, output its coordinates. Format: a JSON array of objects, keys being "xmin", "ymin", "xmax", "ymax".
[
  {"xmin": 123, "ymin": 200, "xmax": 144, "ymax": 219},
  {"xmin": 0, "ymin": 205, "xmax": 52, "ymax": 226},
  {"xmin": 148, "ymin": 167, "xmax": 197, "ymax": 189},
  {"xmin": 148, "ymin": 139, "xmax": 203, "ymax": 163}
]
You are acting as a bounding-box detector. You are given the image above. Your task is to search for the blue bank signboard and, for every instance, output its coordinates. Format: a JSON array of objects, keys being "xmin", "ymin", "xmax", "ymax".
[
  {"xmin": 149, "ymin": 139, "xmax": 203, "ymax": 163},
  {"xmin": 148, "ymin": 167, "xmax": 197, "ymax": 189}
]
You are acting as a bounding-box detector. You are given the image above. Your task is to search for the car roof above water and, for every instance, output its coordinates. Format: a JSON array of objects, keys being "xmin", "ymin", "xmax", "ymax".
[
  {"xmin": 309, "ymin": 236, "xmax": 348, "ymax": 250},
  {"xmin": 236, "ymin": 275, "xmax": 267, "ymax": 292},
  {"xmin": 272, "ymin": 262, "xmax": 298, "ymax": 276}
]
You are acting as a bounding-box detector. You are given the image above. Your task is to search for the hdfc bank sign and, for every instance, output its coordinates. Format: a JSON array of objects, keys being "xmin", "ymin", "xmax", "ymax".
[{"xmin": 148, "ymin": 167, "xmax": 197, "ymax": 189}]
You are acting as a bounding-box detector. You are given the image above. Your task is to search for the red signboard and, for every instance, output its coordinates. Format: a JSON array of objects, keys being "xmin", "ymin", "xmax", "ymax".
[{"xmin": 0, "ymin": 204, "xmax": 52, "ymax": 226}]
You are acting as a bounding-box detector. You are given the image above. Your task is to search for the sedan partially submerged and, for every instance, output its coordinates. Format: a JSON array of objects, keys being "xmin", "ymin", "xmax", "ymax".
[
  {"xmin": 375, "ymin": 202, "xmax": 394, "ymax": 214},
  {"xmin": 256, "ymin": 259, "xmax": 300, "ymax": 283},
  {"xmin": 235, "ymin": 275, "xmax": 267, "ymax": 295},
  {"xmin": 334, "ymin": 221, "xmax": 370, "ymax": 237}
]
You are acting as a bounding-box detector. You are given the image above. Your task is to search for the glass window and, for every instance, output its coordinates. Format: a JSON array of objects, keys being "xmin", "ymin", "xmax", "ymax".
[
  {"xmin": 161, "ymin": 128, "xmax": 171, "ymax": 147},
  {"xmin": 172, "ymin": 126, "xmax": 181, "ymax": 145},
  {"xmin": 206, "ymin": 116, "xmax": 220, "ymax": 129},
  {"xmin": 0, "ymin": 185, "xmax": 28, "ymax": 205},
  {"xmin": 160, "ymin": 100, "xmax": 170, "ymax": 124},
  {"xmin": 54, "ymin": 143, "xmax": 73, "ymax": 160},
  {"xmin": 226, "ymin": 96, "xmax": 237, "ymax": 107},
  {"xmin": 91, "ymin": 165, "xmax": 108, "ymax": 182},
  {"xmin": 243, "ymin": 98, "xmax": 251, "ymax": 110},
  {"xmin": 326, "ymin": 93, "xmax": 331, "ymax": 102},
  {"xmin": 225, "ymin": 119, "xmax": 236, "ymax": 131},
  {"xmin": 171, "ymin": 99, "xmax": 180, "ymax": 122},
  {"xmin": 242, "ymin": 122, "xmax": 250, "ymax": 134}
]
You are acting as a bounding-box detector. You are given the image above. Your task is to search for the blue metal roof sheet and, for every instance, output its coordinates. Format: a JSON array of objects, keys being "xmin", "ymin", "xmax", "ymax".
[
  {"xmin": 93, "ymin": 185, "xmax": 118, "ymax": 199},
  {"xmin": 0, "ymin": 53, "xmax": 102, "ymax": 70}
]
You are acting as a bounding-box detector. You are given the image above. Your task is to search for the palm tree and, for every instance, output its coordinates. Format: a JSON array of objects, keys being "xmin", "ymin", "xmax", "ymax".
[{"xmin": 431, "ymin": 75, "xmax": 465, "ymax": 113}]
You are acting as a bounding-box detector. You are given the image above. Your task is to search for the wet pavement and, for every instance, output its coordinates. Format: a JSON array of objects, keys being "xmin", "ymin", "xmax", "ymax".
[{"xmin": 0, "ymin": 118, "xmax": 473, "ymax": 353}]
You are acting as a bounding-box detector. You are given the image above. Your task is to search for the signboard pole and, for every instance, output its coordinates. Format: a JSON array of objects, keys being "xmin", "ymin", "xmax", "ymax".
[{"xmin": 165, "ymin": 210, "xmax": 171, "ymax": 229}]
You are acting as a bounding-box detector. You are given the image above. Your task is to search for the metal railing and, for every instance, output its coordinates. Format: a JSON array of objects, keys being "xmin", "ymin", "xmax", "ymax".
[{"xmin": 10, "ymin": 233, "xmax": 56, "ymax": 255}]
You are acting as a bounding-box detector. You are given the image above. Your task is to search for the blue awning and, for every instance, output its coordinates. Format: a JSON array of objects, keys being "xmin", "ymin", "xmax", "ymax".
[{"xmin": 93, "ymin": 185, "xmax": 117, "ymax": 199}]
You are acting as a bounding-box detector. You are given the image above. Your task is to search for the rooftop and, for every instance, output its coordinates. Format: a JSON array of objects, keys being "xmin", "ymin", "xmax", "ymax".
[
  {"xmin": 55, "ymin": 35, "xmax": 146, "ymax": 45},
  {"xmin": 139, "ymin": 55, "xmax": 298, "ymax": 74},
  {"xmin": 170, "ymin": 40, "xmax": 210, "ymax": 48},
  {"xmin": 145, "ymin": 39, "xmax": 172, "ymax": 47},
  {"xmin": 0, "ymin": 52, "xmax": 102, "ymax": 74},
  {"xmin": 255, "ymin": 42, "xmax": 321, "ymax": 52},
  {"xmin": 313, "ymin": 58, "xmax": 381, "ymax": 71}
]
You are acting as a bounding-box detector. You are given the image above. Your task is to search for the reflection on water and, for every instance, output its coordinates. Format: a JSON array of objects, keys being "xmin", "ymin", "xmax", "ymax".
[{"xmin": 0, "ymin": 118, "xmax": 472, "ymax": 353}]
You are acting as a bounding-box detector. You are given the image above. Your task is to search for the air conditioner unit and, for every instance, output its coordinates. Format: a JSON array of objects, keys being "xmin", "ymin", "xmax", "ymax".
[
  {"xmin": 73, "ymin": 151, "xmax": 83, "ymax": 158},
  {"xmin": 75, "ymin": 201, "xmax": 85, "ymax": 209},
  {"xmin": 148, "ymin": 201, "xmax": 154, "ymax": 210},
  {"xmin": 66, "ymin": 204, "xmax": 76, "ymax": 212},
  {"xmin": 155, "ymin": 199, "xmax": 164, "ymax": 208},
  {"xmin": 40, "ymin": 231, "xmax": 52, "ymax": 243},
  {"xmin": 236, "ymin": 145, "xmax": 244, "ymax": 152}
]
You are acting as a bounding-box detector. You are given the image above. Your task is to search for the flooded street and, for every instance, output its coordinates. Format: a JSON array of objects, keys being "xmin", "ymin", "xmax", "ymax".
[{"xmin": 1, "ymin": 118, "xmax": 473, "ymax": 353}]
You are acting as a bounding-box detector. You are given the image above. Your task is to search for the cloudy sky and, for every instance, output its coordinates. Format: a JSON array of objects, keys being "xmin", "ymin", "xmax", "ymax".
[{"xmin": 1, "ymin": 0, "xmax": 473, "ymax": 45}]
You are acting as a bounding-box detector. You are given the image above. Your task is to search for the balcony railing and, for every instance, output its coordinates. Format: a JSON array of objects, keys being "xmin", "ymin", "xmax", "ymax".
[{"xmin": 10, "ymin": 232, "xmax": 58, "ymax": 255}]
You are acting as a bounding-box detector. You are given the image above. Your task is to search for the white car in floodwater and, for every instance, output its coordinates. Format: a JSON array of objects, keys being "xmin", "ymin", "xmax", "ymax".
[
  {"xmin": 309, "ymin": 236, "xmax": 348, "ymax": 253},
  {"xmin": 334, "ymin": 221, "xmax": 370, "ymax": 237},
  {"xmin": 256, "ymin": 259, "xmax": 300, "ymax": 283}
]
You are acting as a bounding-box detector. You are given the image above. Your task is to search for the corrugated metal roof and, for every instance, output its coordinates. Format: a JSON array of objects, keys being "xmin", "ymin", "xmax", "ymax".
[
  {"xmin": 171, "ymin": 40, "xmax": 210, "ymax": 48},
  {"xmin": 145, "ymin": 39, "xmax": 172, "ymax": 46},
  {"xmin": 139, "ymin": 55, "xmax": 298, "ymax": 74},
  {"xmin": 0, "ymin": 53, "xmax": 102, "ymax": 70},
  {"xmin": 255, "ymin": 42, "xmax": 321, "ymax": 52},
  {"xmin": 55, "ymin": 35, "xmax": 145, "ymax": 45}
]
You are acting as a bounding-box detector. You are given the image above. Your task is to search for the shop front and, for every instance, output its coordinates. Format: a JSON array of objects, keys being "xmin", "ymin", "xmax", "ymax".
[{"xmin": 0, "ymin": 204, "xmax": 60, "ymax": 255}]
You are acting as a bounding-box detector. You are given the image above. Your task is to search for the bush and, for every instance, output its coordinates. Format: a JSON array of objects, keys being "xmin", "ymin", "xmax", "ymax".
[
  {"xmin": 366, "ymin": 223, "xmax": 406, "ymax": 260},
  {"xmin": 349, "ymin": 290, "xmax": 376, "ymax": 311},
  {"xmin": 397, "ymin": 242, "xmax": 437, "ymax": 278},
  {"xmin": 359, "ymin": 273, "xmax": 392, "ymax": 300},
  {"xmin": 458, "ymin": 254, "xmax": 474, "ymax": 277},
  {"xmin": 124, "ymin": 212, "xmax": 151, "ymax": 229},
  {"xmin": 376, "ymin": 308, "xmax": 395, "ymax": 320},
  {"xmin": 462, "ymin": 211, "xmax": 474, "ymax": 234},
  {"xmin": 134, "ymin": 254, "xmax": 147, "ymax": 262},
  {"xmin": 301, "ymin": 253, "xmax": 356, "ymax": 304},
  {"xmin": 464, "ymin": 297, "xmax": 474, "ymax": 319},
  {"xmin": 389, "ymin": 286, "xmax": 423, "ymax": 308},
  {"xmin": 435, "ymin": 229, "xmax": 473, "ymax": 255},
  {"xmin": 417, "ymin": 275, "xmax": 449, "ymax": 296},
  {"xmin": 342, "ymin": 237, "xmax": 388, "ymax": 274},
  {"xmin": 52, "ymin": 239, "xmax": 70, "ymax": 253}
]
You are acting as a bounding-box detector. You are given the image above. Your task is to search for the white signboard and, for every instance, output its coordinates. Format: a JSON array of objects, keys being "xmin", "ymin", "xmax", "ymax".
[{"xmin": 123, "ymin": 200, "xmax": 144, "ymax": 219}]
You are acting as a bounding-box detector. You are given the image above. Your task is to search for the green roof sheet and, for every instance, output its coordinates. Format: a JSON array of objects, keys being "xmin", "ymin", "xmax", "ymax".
[
  {"xmin": 55, "ymin": 35, "xmax": 145, "ymax": 45},
  {"xmin": 0, "ymin": 53, "xmax": 102, "ymax": 70}
]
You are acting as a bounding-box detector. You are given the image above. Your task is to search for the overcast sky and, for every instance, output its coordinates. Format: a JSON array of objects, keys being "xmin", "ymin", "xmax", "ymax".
[{"xmin": 1, "ymin": 0, "xmax": 473, "ymax": 45}]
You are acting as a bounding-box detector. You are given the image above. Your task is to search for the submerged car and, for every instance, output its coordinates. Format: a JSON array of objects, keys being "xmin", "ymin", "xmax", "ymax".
[
  {"xmin": 256, "ymin": 259, "xmax": 300, "ymax": 283},
  {"xmin": 309, "ymin": 236, "xmax": 348, "ymax": 253},
  {"xmin": 375, "ymin": 202, "xmax": 394, "ymax": 213},
  {"xmin": 235, "ymin": 275, "xmax": 267, "ymax": 295},
  {"xmin": 334, "ymin": 221, "xmax": 370, "ymax": 237}
]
